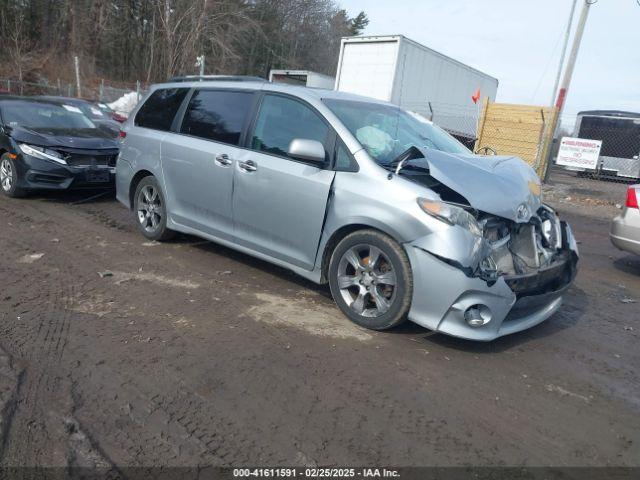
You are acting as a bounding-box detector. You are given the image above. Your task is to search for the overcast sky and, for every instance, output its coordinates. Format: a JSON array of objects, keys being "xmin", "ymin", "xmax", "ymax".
[{"xmin": 339, "ymin": 0, "xmax": 640, "ymax": 118}]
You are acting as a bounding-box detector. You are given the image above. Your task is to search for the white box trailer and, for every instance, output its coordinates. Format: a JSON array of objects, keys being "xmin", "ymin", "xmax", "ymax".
[
  {"xmin": 334, "ymin": 35, "xmax": 498, "ymax": 139},
  {"xmin": 269, "ymin": 69, "xmax": 335, "ymax": 89}
]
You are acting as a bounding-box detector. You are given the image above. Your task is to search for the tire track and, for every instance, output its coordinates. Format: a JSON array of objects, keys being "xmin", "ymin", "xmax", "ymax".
[{"xmin": 0, "ymin": 199, "xmax": 98, "ymax": 466}]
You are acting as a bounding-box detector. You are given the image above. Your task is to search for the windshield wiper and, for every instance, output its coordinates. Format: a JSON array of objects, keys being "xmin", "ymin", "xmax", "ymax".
[
  {"xmin": 386, "ymin": 146, "xmax": 425, "ymax": 175},
  {"xmin": 387, "ymin": 146, "xmax": 424, "ymax": 167}
]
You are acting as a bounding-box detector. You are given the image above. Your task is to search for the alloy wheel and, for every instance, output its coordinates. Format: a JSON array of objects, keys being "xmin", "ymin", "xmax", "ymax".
[
  {"xmin": 336, "ymin": 244, "xmax": 397, "ymax": 318},
  {"xmin": 0, "ymin": 158, "xmax": 13, "ymax": 192},
  {"xmin": 137, "ymin": 184, "xmax": 163, "ymax": 233}
]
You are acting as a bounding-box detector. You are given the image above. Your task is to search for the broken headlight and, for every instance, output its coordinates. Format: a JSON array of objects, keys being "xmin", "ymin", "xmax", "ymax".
[
  {"xmin": 417, "ymin": 198, "xmax": 482, "ymax": 237},
  {"xmin": 539, "ymin": 205, "xmax": 562, "ymax": 249}
]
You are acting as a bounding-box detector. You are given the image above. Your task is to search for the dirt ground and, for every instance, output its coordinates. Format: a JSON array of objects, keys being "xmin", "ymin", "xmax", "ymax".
[{"xmin": 0, "ymin": 169, "xmax": 638, "ymax": 468}]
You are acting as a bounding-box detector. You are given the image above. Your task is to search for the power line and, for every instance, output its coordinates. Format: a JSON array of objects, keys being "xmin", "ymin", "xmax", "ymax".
[{"xmin": 550, "ymin": 0, "xmax": 578, "ymax": 106}]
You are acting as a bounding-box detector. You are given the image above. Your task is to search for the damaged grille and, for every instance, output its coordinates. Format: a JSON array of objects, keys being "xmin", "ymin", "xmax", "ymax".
[
  {"xmin": 477, "ymin": 206, "xmax": 576, "ymax": 296},
  {"xmin": 503, "ymin": 251, "xmax": 575, "ymax": 297},
  {"xmin": 56, "ymin": 148, "xmax": 119, "ymax": 167}
]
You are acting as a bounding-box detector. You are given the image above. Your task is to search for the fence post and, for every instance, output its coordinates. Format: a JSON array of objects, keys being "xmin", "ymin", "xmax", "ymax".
[
  {"xmin": 474, "ymin": 97, "xmax": 490, "ymax": 152},
  {"xmin": 57, "ymin": 78, "xmax": 61, "ymax": 95},
  {"xmin": 136, "ymin": 80, "xmax": 140, "ymax": 101},
  {"xmin": 541, "ymin": 108, "xmax": 560, "ymax": 182},
  {"xmin": 68, "ymin": 84, "xmax": 72, "ymax": 97},
  {"xmin": 74, "ymin": 56, "xmax": 82, "ymax": 98},
  {"xmin": 533, "ymin": 109, "xmax": 547, "ymax": 174},
  {"xmin": 6, "ymin": 80, "xmax": 10, "ymax": 93},
  {"xmin": 99, "ymin": 79, "xmax": 104, "ymax": 102}
]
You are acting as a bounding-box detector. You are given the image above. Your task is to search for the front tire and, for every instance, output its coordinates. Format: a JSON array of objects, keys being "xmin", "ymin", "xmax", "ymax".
[
  {"xmin": 133, "ymin": 176, "xmax": 175, "ymax": 241},
  {"xmin": 0, "ymin": 154, "xmax": 27, "ymax": 198},
  {"xmin": 328, "ymin": 230, "xmax": 412, "ymax": 330}
]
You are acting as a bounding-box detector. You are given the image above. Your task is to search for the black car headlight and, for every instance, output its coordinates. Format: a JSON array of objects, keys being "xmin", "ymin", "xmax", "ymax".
[{"xmin": 18, "ymin": 143, "xmax": 67, "ymax": 165}]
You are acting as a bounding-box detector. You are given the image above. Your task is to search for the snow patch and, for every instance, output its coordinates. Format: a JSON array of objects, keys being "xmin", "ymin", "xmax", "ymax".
[
  {"xmin": 107, "ymin": 92, "xmax": 141, "ymax": 115},
  {"xmin": 17, "ymin": 253, "xmax": 45, "ymax": 263}
]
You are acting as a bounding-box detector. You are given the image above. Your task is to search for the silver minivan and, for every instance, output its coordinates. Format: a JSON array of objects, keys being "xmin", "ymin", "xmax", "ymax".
[{"xmin": 116, "ymin": 78, "xmax": 578, "ymax": 341}]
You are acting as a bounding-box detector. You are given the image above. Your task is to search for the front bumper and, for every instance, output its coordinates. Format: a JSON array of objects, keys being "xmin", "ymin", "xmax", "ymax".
[
  {"xmin": 405, "ymin": 223, "xmax": 579, "ymax": 341},
  {"xmin": 15, "ymin": 154, "xmax": 115, "ymax": 191}
]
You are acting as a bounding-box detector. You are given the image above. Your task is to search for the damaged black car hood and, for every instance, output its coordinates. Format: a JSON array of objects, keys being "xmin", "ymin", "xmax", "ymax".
[
  {"xmin": 8, "ymin": 126, "xmax": 117, "ymax": 150},
  {"xmin": 405, "ymin": 148, "xmax": 543, "ymax": 223}
]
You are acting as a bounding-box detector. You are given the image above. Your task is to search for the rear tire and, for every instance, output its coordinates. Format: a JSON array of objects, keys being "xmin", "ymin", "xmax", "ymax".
[
  {"xmin": 328, "ymin": 229, "xmax": 412, "ymax": 330},
  {"xmin": 0, "ymin": 154, "xmax": 27, "ymax": 198},
  {"xmin": 133, "ymin": 176, "xmax": 175, "ymax": 241}
]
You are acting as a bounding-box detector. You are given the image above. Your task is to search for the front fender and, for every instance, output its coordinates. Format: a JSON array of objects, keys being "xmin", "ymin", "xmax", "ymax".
[
  {"xmin": 411, "ymin": 226, "xmax": 489, "ymax": 270},
  {"xmin": 314, "ymin": 170, "xmax": 442, "ymax": 274}
]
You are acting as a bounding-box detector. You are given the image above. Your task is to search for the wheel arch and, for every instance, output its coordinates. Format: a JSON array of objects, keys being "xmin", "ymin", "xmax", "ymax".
[
  {"xmin": 319, "ymin": 221, "xmax": 404, "ymax": 284},
  {"xmin": 129, "ymin": 169, "xmax": 154, "ymax": 209}
]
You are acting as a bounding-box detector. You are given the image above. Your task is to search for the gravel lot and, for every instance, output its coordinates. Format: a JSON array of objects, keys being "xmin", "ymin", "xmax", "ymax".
[{"xmin": 0, "ymin": 170, "xmax": 638, "ymax": 468}]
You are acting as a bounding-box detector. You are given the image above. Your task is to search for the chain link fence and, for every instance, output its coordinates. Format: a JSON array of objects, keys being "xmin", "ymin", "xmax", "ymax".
[
  {"xmin": 0, "ymin": 78, "xmax": 145, "ymax": 113},
  {"xmin": 403, "ymin": 101, "xmax": 480, "ymax": 150},
  {"xmin": 0, "ymin": 78, "xmax": 71, "ymax": 96}
]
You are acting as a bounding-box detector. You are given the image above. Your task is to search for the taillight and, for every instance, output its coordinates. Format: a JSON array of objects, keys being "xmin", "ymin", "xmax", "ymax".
[
  {"xmin": 626, "ymin": 187, "xmax": 638, "ymax": 209},
  {"xmin": 118, "ymin": 130, "xmax": 126, "ymax": 139}
]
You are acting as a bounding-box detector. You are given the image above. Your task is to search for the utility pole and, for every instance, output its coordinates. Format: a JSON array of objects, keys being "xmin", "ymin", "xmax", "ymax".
[
  {"xmin": 554, "ymin": 0, "xmax": 592, "ymax": 116},
  {"xmin": 550, "ymin": 0, "xmax": 578, "ymax": 106},
  {"xmin": 543, "ymin": 0, "xmax": 593, "ymax": 181}
]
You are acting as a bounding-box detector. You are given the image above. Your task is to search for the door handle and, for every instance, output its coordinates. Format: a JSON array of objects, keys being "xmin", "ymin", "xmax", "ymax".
[
  {"xmin": 238, "ymin": 160, "xmax": 257, "ymax": 172},
  {"xmin": 214, "ymin": 153, "xmax": 233, "ymax": 167}
]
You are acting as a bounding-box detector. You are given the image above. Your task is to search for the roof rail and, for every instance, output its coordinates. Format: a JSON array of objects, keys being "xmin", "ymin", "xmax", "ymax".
[{"xmin": 167, "ymin": 75, "xmax": 266, "ymax": 83}]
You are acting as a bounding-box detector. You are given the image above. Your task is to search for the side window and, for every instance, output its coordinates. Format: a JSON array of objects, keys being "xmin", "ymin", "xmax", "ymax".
[
  {"xmin": 251, "ymin": 94, "xmax": 329, "ymax": 161},
  {"xmin": 135, "ymin": 88, "xmax": 189, "ymax": 131},
  {"xmin": 180, "ymin": 90, "xmax": 253, "ymax": 145},
  {"xmin": 335, "ymin": 140, "xmax": 358, "ymax": 172}
]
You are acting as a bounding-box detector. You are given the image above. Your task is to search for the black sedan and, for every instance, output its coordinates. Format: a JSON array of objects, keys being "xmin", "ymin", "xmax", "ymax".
[{"xmin": 0, "ymin": 97, "xmax": 119, "ymax": 198}]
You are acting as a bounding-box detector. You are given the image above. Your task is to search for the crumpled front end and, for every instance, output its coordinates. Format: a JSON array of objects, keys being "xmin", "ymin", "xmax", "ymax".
[{"xmin": 405, "ymin": 205, "xmax": 578, "ymax": 341}]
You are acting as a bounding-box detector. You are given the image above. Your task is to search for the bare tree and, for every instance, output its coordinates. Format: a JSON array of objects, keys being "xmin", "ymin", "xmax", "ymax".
[
  {"xmin": 1, "ymin": 5, "xmax": 38, "ymax": 93},
  {"xmin": 0, "ymin": 0, "xmax": 367, "ymax": 88}
]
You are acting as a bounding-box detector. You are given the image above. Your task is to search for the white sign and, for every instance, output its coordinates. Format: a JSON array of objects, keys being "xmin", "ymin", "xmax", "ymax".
[
  {"xmin": 556, "ymin": 137, "xmax": 602, "ymax": 170},
  {"xmin": 62, "ymin": 104, "xmax": 83, "ymax": 114}
]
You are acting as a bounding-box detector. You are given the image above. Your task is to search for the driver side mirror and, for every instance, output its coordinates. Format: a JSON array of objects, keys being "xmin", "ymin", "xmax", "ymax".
[{"xmin": 288, "ymin": 138, "xmax": 326, "ymax": 166}]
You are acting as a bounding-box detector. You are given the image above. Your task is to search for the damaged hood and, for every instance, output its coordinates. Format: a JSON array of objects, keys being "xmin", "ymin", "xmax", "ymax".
[
  {"xmin": 8, "ymin": 126, "xmax": 117, "ymax": 150},
  {"xmin": 411, "ymin": 148, "xmax": 542, "ymax": 222}
]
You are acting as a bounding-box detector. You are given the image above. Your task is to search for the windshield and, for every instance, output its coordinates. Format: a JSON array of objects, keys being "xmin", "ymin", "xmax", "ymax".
[
  {"xmin": 1, "ymin": 101, "xmax": 96, "ymax": 129},
  {"xmin": 323, "ymin": 99, "xmax": 471, "ymax": 165}
]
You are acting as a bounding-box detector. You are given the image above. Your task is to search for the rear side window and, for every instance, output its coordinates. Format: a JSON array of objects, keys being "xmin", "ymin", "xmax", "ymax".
[
  {"xmin": 135, "ymin": 88, "xmax": 189, "ymax": 131},
  {"xmin": 180, "ymin": 90, "xmax": 253, "ymax": 145},
  {"xmin": 251, "ymin": 94, "xmax": 329, "ymax": 160}
]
